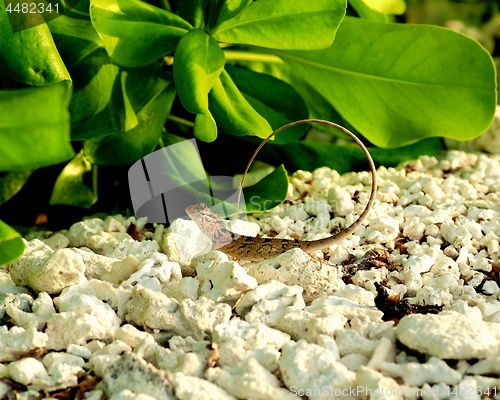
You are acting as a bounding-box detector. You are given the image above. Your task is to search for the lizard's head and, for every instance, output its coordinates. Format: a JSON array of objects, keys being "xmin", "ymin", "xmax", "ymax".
[{"xmin": 185, "ymin": 203, "xmax": 233, "ymax": 249}]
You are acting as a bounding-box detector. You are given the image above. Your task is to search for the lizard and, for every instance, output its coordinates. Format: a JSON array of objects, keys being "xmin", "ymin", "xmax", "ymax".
[{"xmin": 185, "ymin": 119, "xmax": 377, "ymax": 262}]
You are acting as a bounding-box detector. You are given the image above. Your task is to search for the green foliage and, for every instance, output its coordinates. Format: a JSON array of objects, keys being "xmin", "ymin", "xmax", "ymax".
[
  {"xmin": 173, "ymin": 28, "xmax": 225, "ymax": 141},
  {"xmin": 0, "ymin": 220, "xmax": 24, "ymax": 266},
  {"xmin": 0, "ymin": 1, "xmax": 70, "ymax": 85},
  {"xmin": 211, "ymin": 0, "xmax": 345, "ymax": 49},
  {"xmin": 89, "ymin": 0, "xmax": 192, "ymax": 67},
  {"xmin": 0, "ymin": 0, "xmax": 497, "ymax": 264},
  {"xmin": 0, "ymin": 82, "xmax": 74, "ymax": 171},
  {"xmin": 49, "ymin": 151, "xmax": 97, "ymax": 209},
  {"xmin": 277, "ymin": 16, "xmax": 496, "ymax": 147}
]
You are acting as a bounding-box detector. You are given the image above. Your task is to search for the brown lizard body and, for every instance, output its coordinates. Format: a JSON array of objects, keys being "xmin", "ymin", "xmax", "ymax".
[{"xmin": 185, "ymin": 119, "xmax": 377, "ymax": 261}]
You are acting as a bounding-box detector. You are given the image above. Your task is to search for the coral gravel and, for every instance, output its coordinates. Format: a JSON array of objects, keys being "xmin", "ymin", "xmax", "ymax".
[{"xmin": 1, "ymin": 150, "xmax": 500, "ymax": 399}]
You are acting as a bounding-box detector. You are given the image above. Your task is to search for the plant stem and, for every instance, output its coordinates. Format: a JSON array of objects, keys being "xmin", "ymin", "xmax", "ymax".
[
  {"xmin": 223, "ymin": 49, "xmax": 283, "ymax": 64},
  {"xmin": 160, "ymin": 0, "xmax": 171, "ymax": 11},
  {"xmin": 168, "ymin": 115, "xmax": 195, "ymax": 127}
]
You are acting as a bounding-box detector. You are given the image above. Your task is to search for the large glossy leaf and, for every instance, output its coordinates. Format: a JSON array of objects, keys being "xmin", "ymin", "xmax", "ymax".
[
  {"xmin": 212, "ymin": 0, "xmax": 346, "ymax": 50},
  {"xmin": 215, "ymin": 0, "xmax": 252, "ymax": 26},
  {"xmin": 50, "ymin": 151, "xmax": 97, "ymax": 208},
  {"xmin": 0, "ymin": 2, "xmax": 70, "ymax": 85},
  {"xmin": 0, "ymin": 220, "xmax": 25, "ymax": 266},
  {"xmin": 173, "ymin": 29, "xmax": 225, "ymax": 113},
  {"xmin": 173, "ymin": 29, "xmax": 226, "ymax": 142},
  {"xmin": 209, "ymin": 69, "xmax": 272, "ymax": 138},
  {"xmin": 361, "ymin": 0, "xmax": 405, "ymax": 15},
  {"xmin": 0, "ymin": 82, "xmax": 74, "ymax": 171},
  {"xmin": 225, "ymin": 65, "xmax": 308, "ymax": 143},
  {"xmin": 84, "ymin": 79, "xmax": 176, "ymax": 165},
  {"xmin": 90, "ymin": 0, "xmax": 192, "ymax": 67},
  {"xmin": 278, "ymin": 17, "xmax": 497, "ymax": 148},
  {"xmin": 49, "ymin": 15, "xmax": 172, "ymax": 140},
  {"xmin": 49, "ymin": 16, "xmax": 126, "ymax": 139},
  {"xmin": 348, "ymin": 0, "xmax": 388, "ymax": 21}
]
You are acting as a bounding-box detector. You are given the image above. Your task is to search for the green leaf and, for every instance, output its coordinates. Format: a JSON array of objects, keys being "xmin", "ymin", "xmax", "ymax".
[
  {"xmin": 212, "ymin": 0, "xmax": 346, "ymax": 50},
  {"xmin": 194, "ymin": 113, "xmax": 218, "ymax": 142},
  {"xmin": 49, "ymin": 15, "xmax": 172, "ymax": 140},
  {"xmin": 50, "ymin": 151, "xmax": 97, "ymax": 208},
  {"xmin": 225, "ymin": 65, "xmax": 309, "ymax": 143},
  {"xmin": 176, "ymin": 0, "xmax": 209, "ymax": 28},
  {"xmin": 0, "ymin": 170, "xmax": 33, "ymax": 205},
  {"xmin": 49, "ymin": 15, "xmax": 126, "ymax": 139},
  {"xmin": 84, "ymin": 79, "xmax": 176, "ymax": 165},
  {"xmin": 278, "ymin": 17, "xmax": 497, "ymax": 148},
  {"xmin": 209, "ymin": 69, "xmax": 273, "ymax": 139},
  {"xmin": 173, "ymin": 29, "xmax": 225, "ymax": 142},
  {"xmin": 90, "ymin": 0, "xmax": 192, "ymax": 67},
  {"xmin": 0, "ymin": 2, "xmax": 70, "ymax": 85},
  {"xmin": 216, "ymin": 0, "xmax": 252, "ymax": 25},
  {"xmin": 348, "ymin": 0, "xmax": 389, "ymax": 21},
  {"xmin": 0, "ymin": 81, "xmax": 74, "ymax": 171},
  {"xmin": 69, "ymin": 57, "xmax": 123, "ymax": 140},
  {"xmin": 241, "ymin": 164, "xmax": 288, "ymax": 213},
  {"xmin": 63, "ymin": 0, "xmax": 92, "ymax": 18},
  {"xmin": 173, "ymin": 29, "xmax": 226, "ymax": 114},
  {"xmin": 173, "ymin": 0, "xmax": 225, "ymax": 30},
  {"xmin": 362, "ymin": 0, "xmax": 406, "ymax": 15},
  {"xmin": 0, "ymin": 220, "xmax": 25, "ymax": 266},
  {"xmin": 121, "ymin": 71, "xmax": 139, "ymax": 131}
]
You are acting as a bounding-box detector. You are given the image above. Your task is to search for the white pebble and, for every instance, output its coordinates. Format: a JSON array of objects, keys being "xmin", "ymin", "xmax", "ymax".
[
  {"xmin": 279, "ymin": 340, "xmax": 356, "ymax": 399},
  {"xmin": 235, "ymin": 280, "xmax": 305, "ymax": 327},
  {"xmin": 7, "ymin": 357, "xmax": 49, "ymax": 387},
  {"xmin": 0, "ymin": 326, "xmax": 48, "ymax": 362},
  {"xmin": 207, "ymin": 358, "xmax": 294, "ymax": 400},
  {"xmin": 9, "ymin": 248, "xmax": 86, "ymax": 294},
  {"xmin": 396, "ymin": 311, "xmax": 500, "ymax": 359},
  {"xmin": 248, "ymin": 249, "xmax": 344, "ymax": 303}
]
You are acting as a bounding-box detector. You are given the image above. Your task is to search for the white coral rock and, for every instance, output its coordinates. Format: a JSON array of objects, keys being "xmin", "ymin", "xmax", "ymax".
[
  {"xmin": 173, "ymin": 372, "xmax": 236, "ymax": 400},
  {"xmin": 248, "ymin": 249, "xmax": 344, "ymax": 303},
  {"xmin": 206, "ymin": 358, "xmax": 295, "ymax": 400},
  {"xmin": 196, "ymin": 259, "xmax": 257, "ymax": 305},
  {"xmin": 277, "ymin": 306, "xmax": 347, "ymax": 343},
  {"xmin": 235, "ymin": 280, "xmax": 305, "ymax": 327},
  {"xmin": 66, "ymin": 218, "xmax": 105, "ymax": 247},
  {"xmin": 212, "ymin": 319, "xmax": 290, "ymax": 372},
  {"xmin": 279, "ymin": 340, "xmax": 356, "ymax": 399},
  {"xmin": 356, "ymin": 366, "xmax": 403, "ymax": 400},
  {"xmin": 396, "ymin": 311, "xmax": 500, "ymax": 359},
  {"xmin": 45, "ymin": 311, "xmax": 116, "ymax": 350},
  {"xmin": 379, "ymin": 357, "xmax": 462, "ymax": 387},
  {"xmin": 7, "ymin": 357, "xmax": 49, "ymax": 387},
  {"xmin": 6, "ymin": 292, "xmax": 55, "ymax": 330},
  {"xmin": 0, "ymin": 326, "xmax": 48, "ymax": 362},
  {"xmin": 163, "ymin": 218, "xmax": 213, "ymax": 269},
  {"xmin": 9, "ymin": 245, "xmax": 86, "ymax": 294}
]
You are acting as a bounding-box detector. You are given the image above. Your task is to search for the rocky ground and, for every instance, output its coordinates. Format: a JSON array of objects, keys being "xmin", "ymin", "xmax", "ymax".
[{"xmin": 1, "ymin": 150, "xmax": 500, "ymax": 399}]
